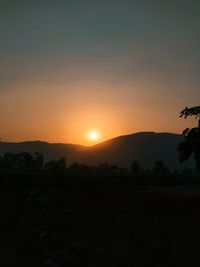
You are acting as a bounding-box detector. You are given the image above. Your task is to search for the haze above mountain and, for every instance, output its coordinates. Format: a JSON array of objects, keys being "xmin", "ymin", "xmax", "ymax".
[{"xmin": 0, "ymin": 132, "xmax": 195, "ymax": 170}]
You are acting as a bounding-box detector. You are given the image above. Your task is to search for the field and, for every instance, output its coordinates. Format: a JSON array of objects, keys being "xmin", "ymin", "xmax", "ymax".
[
  {"xmin": 147, "ymin": 184, "xmax": 200, "ymax": 196},
  {"xmin": 1, "ymin": 180, "xmax": 200, "ymax": 266}
]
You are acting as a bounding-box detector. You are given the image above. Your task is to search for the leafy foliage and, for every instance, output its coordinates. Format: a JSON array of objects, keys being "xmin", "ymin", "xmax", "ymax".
[
  {"xmin": 180, "ymin": 106, "xmax": 200, "ymax": 119},
  {"xmin": 178, "ymin": 106, "xmax": 200, "ymax": 172}
]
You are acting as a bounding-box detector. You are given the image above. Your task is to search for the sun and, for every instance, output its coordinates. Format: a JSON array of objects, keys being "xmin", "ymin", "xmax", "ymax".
[
  {"xmin": 87, "ymin": 130, "xmax": 100, "ymax": 142},
  {"xmin": 89, "ymin": 132, "xmax": 98, "ymax": 140}
]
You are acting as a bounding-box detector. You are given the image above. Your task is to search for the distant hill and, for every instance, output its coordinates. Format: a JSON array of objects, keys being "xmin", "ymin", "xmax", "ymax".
[
  {"xmin": 0, "ymin": 141, "xmax": 85, "ymax": 162},
  {"xmin": 0, "ymin": 132, "xmax": 195, "ymax": 170},
  {"xmin": 75, "ymin": 132, "xmax": 195, "ymax": 170}
]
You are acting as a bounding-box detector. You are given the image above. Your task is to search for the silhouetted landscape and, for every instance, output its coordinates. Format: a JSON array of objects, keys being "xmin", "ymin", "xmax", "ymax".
[
  {"xmin": 0, "ymin": 132, "xmax": 195, "ymax": 170},
  {"xmin": 1, "ymin": 122, "xmax": 200, "ymax": 266},
  {"xmin": 1, "ymin": 0, "xmax": 200, "ymax": 266}
]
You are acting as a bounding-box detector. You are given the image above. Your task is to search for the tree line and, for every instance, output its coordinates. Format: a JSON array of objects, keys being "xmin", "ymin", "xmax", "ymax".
[{"xmin": 0, "ymin": 151, "xmax": 195, "ymax": 179}]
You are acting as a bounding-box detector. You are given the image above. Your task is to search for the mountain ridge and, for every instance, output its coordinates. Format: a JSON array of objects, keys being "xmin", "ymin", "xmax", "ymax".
[{"xmin": 0, "ymin": 132, "xmax": 194, "ymax": 170}]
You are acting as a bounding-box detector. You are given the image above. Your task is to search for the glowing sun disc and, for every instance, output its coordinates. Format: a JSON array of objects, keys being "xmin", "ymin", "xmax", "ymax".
[{"xmin": 87, "ymin": 131, "xmax": 100, "ymax": 141}]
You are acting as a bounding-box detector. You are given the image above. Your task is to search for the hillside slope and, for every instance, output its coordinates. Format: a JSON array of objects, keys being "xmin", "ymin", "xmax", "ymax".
[{"xmin": 0, "ymin": 132, "xmax": 195, "ymax": 169}]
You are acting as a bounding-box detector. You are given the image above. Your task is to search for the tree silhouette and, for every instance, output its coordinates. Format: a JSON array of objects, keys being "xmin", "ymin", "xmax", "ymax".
[
  {"xmin": 0, "ymin": 152, "xmax": 45, "ymax": 171},
  {"xmin": 33, "ymin": 152, "xmax": 44, "ymax": 169},
  {"xmin": 45, "ymin": 157, "xmax": 66, "ymax": 172},
  {"xmin": 130, "ymin": 160, "xmax": 141, "ymax": 175},
  {"xmin": 153, "ymin": 160, "xmax": 169, "ymax": 176},
  {"xmin": 177, "ymin": 105, "xmax": 200, "ymax": 173},
  {"xmin": 180, "ymin": 106, "xmax": 200, "ymax": 121}
]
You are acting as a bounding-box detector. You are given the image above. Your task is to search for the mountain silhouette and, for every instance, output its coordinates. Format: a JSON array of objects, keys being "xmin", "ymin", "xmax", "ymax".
[
  {"xmin": 0, "ymin": 141, "xmax": 85, "ymax": 162},
  {"xmin": 0, "ymin": 132, "xmax": 195, "ymax": 170}
]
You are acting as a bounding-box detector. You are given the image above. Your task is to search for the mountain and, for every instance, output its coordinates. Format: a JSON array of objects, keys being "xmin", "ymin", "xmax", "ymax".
[
  {"xmin": 0, "ymin": 141, "xmax": 85, "ymax": 161},
  {"xmin": 76, "ymin": 132, "xmax": 195, "ymax": 170},
  {"xmin": 0, "ymin": 132, "xmax": 195, "ymax": 170}
]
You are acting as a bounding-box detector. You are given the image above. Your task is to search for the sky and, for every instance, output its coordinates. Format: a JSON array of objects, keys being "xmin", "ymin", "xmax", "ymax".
[{"xmin": 0, "ymin": 0, "xmax": 200, "ymax": 145}]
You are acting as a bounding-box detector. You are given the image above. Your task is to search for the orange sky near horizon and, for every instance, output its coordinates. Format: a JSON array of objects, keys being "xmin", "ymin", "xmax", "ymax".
[{"xmin": 0, "ymin": 79, "xmax": 198, "ymax": 146}]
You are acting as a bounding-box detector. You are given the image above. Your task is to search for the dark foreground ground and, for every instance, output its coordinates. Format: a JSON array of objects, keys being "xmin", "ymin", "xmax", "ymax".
[{"xmin": 1, "ymin": 180, "xmax": 200, "ymax": 267}]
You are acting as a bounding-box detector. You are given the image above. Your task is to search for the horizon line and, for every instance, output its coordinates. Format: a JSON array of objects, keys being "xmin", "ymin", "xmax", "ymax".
[{"xmin": 0, "ymin": 131, "xmax": 182, "ymax": 146}]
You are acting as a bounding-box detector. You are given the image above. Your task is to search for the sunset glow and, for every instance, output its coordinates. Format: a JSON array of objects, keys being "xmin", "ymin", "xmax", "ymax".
[
  {"xmin": 0, "ymin": 1, "xmax": 199, "ymax": 145},
  {"xmin": 87, "ymin": 130, "xmax": 100, "ymax": 142}
]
